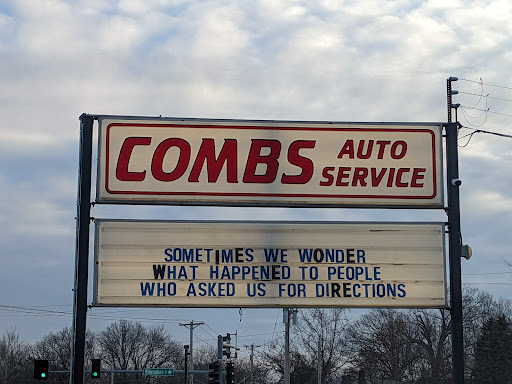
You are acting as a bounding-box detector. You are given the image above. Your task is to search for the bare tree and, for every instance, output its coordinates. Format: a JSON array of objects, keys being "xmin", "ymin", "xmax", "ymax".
[
  {"xmin": 98, "ymin": 320, "xmax": 181, "ymax": 383},
  {"xmin": 408, "ymin": 309, "xmax": 452, "ymax": 383},
  {"xmin": 259, "ymin": 309, "xmax": 350, "ymax": 384},
  {"xmin": 260, "ymin": 335, "xmax": 308, "ymax": 384},
  {"xmin": 260, "ymin": 337, "xmax": 316, "ymax": 384},
  {"xmin": 0, "ymin": 329, "xmax": 31, "ymax": 383},
  {"xmin": 100, "ymin": 320, "xmax": 145, "ymax": 371},
  {"xmin": 348, "ymin": 309, "xmax": 419, "ymax": 383},
  {"xmin": 294, "ymin": 308, "xmax": 350, "ymax": 384},
  {"xmin": 232, "ymin": 355, "xmax": 274, "ymax": 384},
  {"xmin": 132, "ymin": 324, "xmax": 181, "ymax": 370},
  {"xmin": 32, "ymin": 327, "xmax": 96, "ymax": 370}
]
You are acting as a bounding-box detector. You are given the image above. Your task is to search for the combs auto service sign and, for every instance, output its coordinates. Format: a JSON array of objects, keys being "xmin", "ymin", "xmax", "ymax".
[{"xmin": 97, "ymin": 118, "xmax": 443, "ymax": 207}]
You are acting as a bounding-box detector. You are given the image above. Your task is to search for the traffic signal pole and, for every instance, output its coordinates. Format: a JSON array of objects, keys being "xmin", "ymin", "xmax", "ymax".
[
  {"xmin": 184, "ymin": 345, "xmax": 189, "ymax": 384},
  {"xmin": 217, "ymin": 335, "xmax": 224, "ymax": 384}
]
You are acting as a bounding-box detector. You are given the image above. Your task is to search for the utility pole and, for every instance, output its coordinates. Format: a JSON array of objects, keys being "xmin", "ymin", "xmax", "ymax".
[
  {"xmin": 245, "ymin": 343, "xmax": 261, "ymax": 384},
  {"xmin": 446, "ymin": 76, "xmax": 465, "ymax": 384},
  {"xmin": 250, "ymin": 344, "xmax": 254, "ymax": 384},
  {"xmin": 317, "ymin": 336, "xmax": 321, "ymax": 384},
  {"xmin": 180, "ymin": 321, "xmax": 204, "ymax": 384},
  {"xmin": 283, "ymin": 308, "xmax": 297, "ymax": 384}
]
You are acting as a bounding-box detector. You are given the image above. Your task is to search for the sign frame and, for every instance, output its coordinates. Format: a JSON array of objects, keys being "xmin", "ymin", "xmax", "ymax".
[
  {"xmin": 96, "ymin": 116, "xmax": 444, "ymax": 209},
  {"xmin": 93, "ymin": 219, "xmax": 447, "ymax": 309}
]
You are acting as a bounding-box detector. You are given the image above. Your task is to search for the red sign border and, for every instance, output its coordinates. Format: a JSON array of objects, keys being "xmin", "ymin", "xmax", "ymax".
[{"xmin": 103, "ymin": 123, "xmax": 439, "ymax": 201}]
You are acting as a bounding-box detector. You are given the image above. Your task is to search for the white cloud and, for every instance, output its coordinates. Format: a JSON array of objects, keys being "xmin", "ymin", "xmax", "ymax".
[
  {"xmin": 259, "ymin": 0, "xmax": 308, "ymax": 23},
  {"xmin": 2, "ymin": 0, "xmax": 512, "ymax": 342}
]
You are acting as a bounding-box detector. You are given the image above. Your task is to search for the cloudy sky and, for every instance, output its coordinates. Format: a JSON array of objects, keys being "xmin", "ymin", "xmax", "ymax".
[{"xmin": 1, "ymin": 0, "xmax": 512, "ymax": 356}]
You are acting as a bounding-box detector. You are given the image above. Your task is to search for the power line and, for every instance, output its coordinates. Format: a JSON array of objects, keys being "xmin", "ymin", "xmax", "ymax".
[
  {"xmin": 457, "ymin": 132, "xmax": 476, "ymax": 147},
  {"xmin": 459, "ymin": 77, "xmax": 512, "ymax": 91},
  {"xmin": 0, "ymin": 305, "xmax": 70, "ymax": 316},
  {"xmin": 270, "ymin": 309, "xmax": 280, "ymax": 342},
  {"xmin": 194, "ymin": 332, "xmax": 216, "ymax": 347},
  {"xmin": 0, "ymin": 304, "xmax": 194, "ymax": 323},
  {"xmin": 204, "ymin": 322, "xmax": 219, "ymax": 336},
  {"xmin": 458, "ymin": 125, "xmax": 512, "ymax": 139},
  {"xmin": 458, "ymin": 91, "xmax": 512, "ymax": 104},
  {"xmin": 260, "ymin": 333, "xmax": 285, "ymax": 348},
  {"xmin": 87, "ymin": 315, "xmax": 186, "ymax": 324},
  {"xmin": 463, "ymin": 282, "xmax": 512, "ymax": 286},
  {"xmin": 460, "ymin": 105, "xmax": 512, "ymax": 118},
  {"xmin": 199, "ymin": 324, "xmax": 217, "ymax": 340},
  {"xmin": 238, "ymin": 331, "xmax": 285, "ymax": 338}
]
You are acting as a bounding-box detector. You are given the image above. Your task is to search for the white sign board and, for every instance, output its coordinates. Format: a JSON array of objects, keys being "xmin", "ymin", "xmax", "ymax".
[
  {"xmin": 93, "ymin": 220, "xmax": 446, "ymax": 308},
  {"xmin": 97, "ymin": 118, "xmax": 443, "ymax": 207}
]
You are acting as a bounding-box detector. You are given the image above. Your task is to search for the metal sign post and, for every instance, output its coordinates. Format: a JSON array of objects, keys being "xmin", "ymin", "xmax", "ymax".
[
  {"xmin": 445, "ymin": 121, "xmax": 464, "ymax": 384},
  {"xmin": 70, "ymin": 114, "xmax": 94, "ymax": 384}
]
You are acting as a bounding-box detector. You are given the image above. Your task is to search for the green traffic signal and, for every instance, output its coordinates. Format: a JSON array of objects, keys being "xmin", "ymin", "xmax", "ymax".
[
  {"xmin": 34, "ymin": 359, "xmax": 49, "ymax": 380},
  {"xmin": 91, "ymin": 358, "xmax": 101, "ymax": 379}
]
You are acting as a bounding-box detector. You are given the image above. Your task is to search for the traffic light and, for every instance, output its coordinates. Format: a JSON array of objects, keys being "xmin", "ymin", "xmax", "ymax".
[
  {"xmin": 225, "ymin": 361, "xmax": 235, "ymax": 384},
  {"xmin": 208, "ymin": 361, "xmax": 220, "ymax": 384},
  {"xmin": 91, "ymin": 358, "xmax": 101, "ymax": 379},
  {"xmin": 358, "ymin": 369, "xmax": 365, "ymax": 384},
  {"xmin": 222, "ymin": 333, "xmax": 231, "ymax": 358},
  {"xmin": 34, "ymin": 359, "xmax": 48, "ymax": 380}
]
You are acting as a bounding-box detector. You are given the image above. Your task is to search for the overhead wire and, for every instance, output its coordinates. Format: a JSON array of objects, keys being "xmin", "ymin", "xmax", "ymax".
[
  {"xmin": 459, "ymin": 105, "xmax": 488, "ymax": 126},
  {"xmin": 461, "ymin": 77, "xmax": 487, "ymax": 110},
  {"xmin": 459, "ymin": 105, "xmax": 512, "ymax": 118},
  {"xmin": 459, "ymin": 77, "xmax": 512, "ymax": 91},
  {"xmin": 459, "ymin": 91, "xmax": 512, "ymax": 104},
  {"xmin": 454, "ymin": 77, "xmax": 512, "ymax": 139},
  {"xmin": 238, "ymin": 331, "xmax": 285, "ymax": 338},
  {"xmin": 458, "ymin": 126, "xmax": 512, "ymax": 139},
  {"xmin": 457, "ymin": 83, "xmax": 489, "ymax": 127},
  {"xmin": 260, "ymin": 332, "xmax": 285, "ymax": 348},
  {"xmin": 194, "ymin": 332, "xmax": 216, "ymax": 347},
  {"xmin": 0, "ymin": 304, "xmax": 194, "ymax": 324},
  {"xmin": 457, "ymin": 131, "xmax": 476, "ymax": 147},
  {"xmin": 270, "ymin": 309, "xmax": 280, "ymax": 343},
  {"xmin": 199, "ymin": 324, "xmax": 217, "ymax": 340},
  {"xmin": 463, "ymin": 272, "xmax": 512, "ymax": 275},
  {"xmin": 0, "ymin": 304, "xmax": 288, "ymax": 347},
  {"xmin": 204, "ymin": 322, "xmax": 219, "ymax": 337}
]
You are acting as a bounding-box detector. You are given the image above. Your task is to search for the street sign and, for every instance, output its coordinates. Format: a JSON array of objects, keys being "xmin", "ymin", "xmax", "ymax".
[
  {"xmin": 93, "ymin": 220, "xmax": 446, "ymax": 308},
  {"xmin": 143, "ymin": 368, "xmax": 174, "ymax": 376},
  {"xmin": 97, "ymin": 118, "xmax": 443, "ymax": 208}
]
